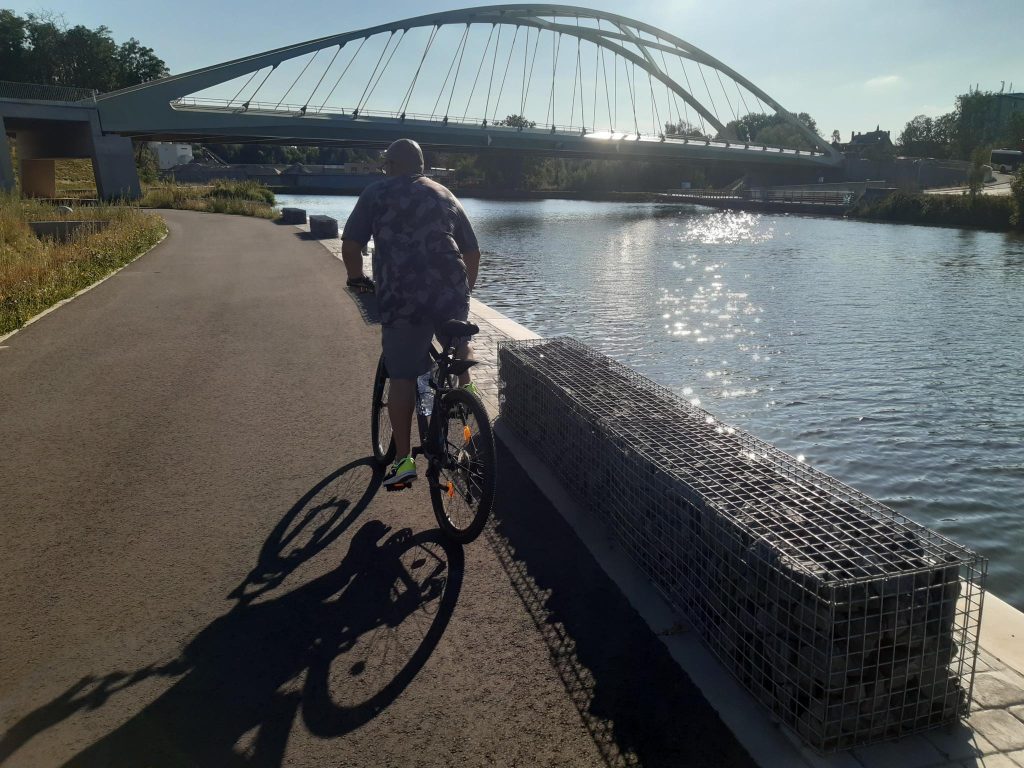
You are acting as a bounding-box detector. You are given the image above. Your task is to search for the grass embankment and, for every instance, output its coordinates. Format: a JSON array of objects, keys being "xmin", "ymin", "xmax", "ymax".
[
  {"xmin": 0, "ymin": 195, "xmax": 166, "ymax": 335},
  {"xmin": 141, "ymin": 179, "xmax": 279, "ymax": 219},
  {"xmin": 850, "ymin": 186, "xmax": 1023, "ymax": 232}
]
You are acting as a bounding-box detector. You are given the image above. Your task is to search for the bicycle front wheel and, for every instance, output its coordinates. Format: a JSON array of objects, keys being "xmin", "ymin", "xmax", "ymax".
[
  {"xmin": 429, "ymin": 388, "xmax": 495, "ymax": 543},
  {"xmin": 371, "ymin": 355, "xmax": 395, "ymax": 465}
]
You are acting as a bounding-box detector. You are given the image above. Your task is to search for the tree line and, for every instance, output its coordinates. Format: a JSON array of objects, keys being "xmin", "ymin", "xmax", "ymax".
[
  {"xmin": 897, "ymin": 90, "xmax": 1024, "ymax": 160},
  {"xmin": 0, "ymin": 9, "xmax": 167, "ymax": 92}
]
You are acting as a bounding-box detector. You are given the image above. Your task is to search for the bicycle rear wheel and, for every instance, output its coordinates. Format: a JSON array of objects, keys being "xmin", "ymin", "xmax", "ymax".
[
  {"xmin": 429, "ymin": 388, "xmax": 495, "ymax": 543},
  {"xmin": 371, "ymin": 355, "xmax": 395, "ymax": 465}
]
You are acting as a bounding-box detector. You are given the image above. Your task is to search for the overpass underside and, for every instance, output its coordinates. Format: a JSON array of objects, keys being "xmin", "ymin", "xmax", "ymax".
[
  {"xmin": 110, "ymin": 105, "xmax": 839, "ymax": 170},
  {"xmin": 0, "ymin": 97, "xmax": 140, "ymax": 199}
]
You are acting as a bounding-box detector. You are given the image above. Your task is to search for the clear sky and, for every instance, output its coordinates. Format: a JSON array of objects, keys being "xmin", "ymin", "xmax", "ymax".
[{"xmin": 8, "ymin": 0, "xmax": 1023, "ymax": 139}]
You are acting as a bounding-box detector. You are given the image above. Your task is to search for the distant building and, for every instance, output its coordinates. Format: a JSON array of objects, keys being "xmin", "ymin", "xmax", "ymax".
[
  {"xmin": 991, "ymin": 92, "xmax": 1024, "ymax": 118},
  {"xmin": 832, "ymin": 126, "xmax": 893, "ymax": 156},
  {"xmin": 150, "ymin": 142, "xmax": 193, "ymax": 170}
]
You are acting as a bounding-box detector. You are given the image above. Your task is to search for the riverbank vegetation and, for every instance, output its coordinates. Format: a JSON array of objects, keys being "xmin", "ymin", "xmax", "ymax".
[
  {"xmin": 0, "ymin": 194, "xmax": 166, "ymax": 334},
  {"xmin": 140, "ymin": 180, "xmax": 278, "ymax": 219},
  {"xmin": 850, "ymin": 170, "xmax": 1024, "ymax": 231}
]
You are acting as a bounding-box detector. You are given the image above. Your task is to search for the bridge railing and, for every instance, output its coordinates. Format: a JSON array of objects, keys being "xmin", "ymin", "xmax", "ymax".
[
  {"xmin": 169, "ymin": 96, "xmax": 828, "ymax": 158},
  {"xmin": 0, "ymin": 80, "xmax": 97, "ymax": 103}
]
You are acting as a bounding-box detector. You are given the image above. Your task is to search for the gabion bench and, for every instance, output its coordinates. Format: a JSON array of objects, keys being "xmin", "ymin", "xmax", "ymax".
[
  {"xmin": 498, "ymin": 337, "xmax": 986, "ymax": 753},
  {"xmin": 280, "ymin": 207, "xmax": 307, "ymax": 224}
]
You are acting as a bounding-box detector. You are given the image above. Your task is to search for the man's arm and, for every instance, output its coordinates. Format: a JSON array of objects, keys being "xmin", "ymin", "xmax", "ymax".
[
  {"xmin": 341, "ymin": 239, "xmax": 368, "ymax": 282},
  {"xmin": 463, "ymin": 248, "xmax": 481, "ymax": 291}
]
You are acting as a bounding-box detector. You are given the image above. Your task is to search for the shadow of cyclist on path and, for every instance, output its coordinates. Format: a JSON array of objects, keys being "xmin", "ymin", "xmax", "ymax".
[{"xmin": 0, "ymin": 461, "xmax": 464, "ymax": 768}]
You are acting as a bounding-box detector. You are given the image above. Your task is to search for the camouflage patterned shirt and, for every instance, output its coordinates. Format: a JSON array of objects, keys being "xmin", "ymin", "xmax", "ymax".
[{"xmin": 341, "ymin": 174, "xmax": 478, "ymax": 327}]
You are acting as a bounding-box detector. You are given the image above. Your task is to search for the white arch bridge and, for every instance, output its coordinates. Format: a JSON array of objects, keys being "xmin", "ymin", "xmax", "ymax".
[{"xmin": 96, "ymin": 5, "xmax": 842, "ymax": 169}]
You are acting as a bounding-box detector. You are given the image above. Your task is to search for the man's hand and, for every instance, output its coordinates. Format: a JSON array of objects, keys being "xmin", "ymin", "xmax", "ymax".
[{"xmin": 347, "ymin": 275, "xmax": 375, "ymax": 294}]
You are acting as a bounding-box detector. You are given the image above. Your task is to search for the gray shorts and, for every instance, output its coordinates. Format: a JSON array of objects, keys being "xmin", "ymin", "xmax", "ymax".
[{"xmin": 382, "ymin": 313, "xmax": 471, "ymax": 380}]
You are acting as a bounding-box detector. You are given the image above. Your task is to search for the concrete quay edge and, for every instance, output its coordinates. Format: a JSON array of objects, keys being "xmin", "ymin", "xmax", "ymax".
[{"xmin": 306, "ymin": 226, "xmax": 1024, "ymax": 768}]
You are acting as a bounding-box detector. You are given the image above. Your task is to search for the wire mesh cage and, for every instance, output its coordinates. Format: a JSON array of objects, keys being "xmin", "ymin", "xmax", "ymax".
[{"xmin": 498, "ymin": 336, "xmax": 987, "ymax": 753}]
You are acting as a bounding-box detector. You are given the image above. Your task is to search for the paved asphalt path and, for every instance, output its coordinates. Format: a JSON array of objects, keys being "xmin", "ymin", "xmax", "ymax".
[{"xmin": 0, "ymin": 210, "xmax": 754, "ymax": 767}]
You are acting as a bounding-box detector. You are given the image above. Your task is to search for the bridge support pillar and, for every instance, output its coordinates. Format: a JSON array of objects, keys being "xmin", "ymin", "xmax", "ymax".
[
  {"xmin": 90, "ymin": 132, "xmax": 140, "ymax": 200},
  {"xmin": 0, "ymin": 117, "xmax": 15, "ymax": 194},
  {"xmin": 19, "ymin": 159, "xmax": 56, "ymax": 197}
]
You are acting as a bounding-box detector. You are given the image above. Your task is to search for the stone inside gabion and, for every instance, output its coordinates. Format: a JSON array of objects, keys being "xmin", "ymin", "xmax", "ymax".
[{"xmin": 497, "ymin": 337, "xmax": 986, "ymax": 753}]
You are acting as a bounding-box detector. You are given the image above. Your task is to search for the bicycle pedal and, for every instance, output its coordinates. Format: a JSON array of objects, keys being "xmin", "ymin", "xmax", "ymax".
[{"xmin": 386, "ymin": 481, "xmax": 414, "ymax": 492}]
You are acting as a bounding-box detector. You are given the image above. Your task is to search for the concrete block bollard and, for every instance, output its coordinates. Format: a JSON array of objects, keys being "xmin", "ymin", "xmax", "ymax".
[
  {"xmin": 280, "ymin": 207, "xmax": 307, "ymax": 224},
  {"xmin": 308, "ymin": 214, "xmax": 339, "ymax": 239}
]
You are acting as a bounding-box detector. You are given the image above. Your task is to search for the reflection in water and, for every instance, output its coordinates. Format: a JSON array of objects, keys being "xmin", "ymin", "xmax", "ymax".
[{"xmin": 281, "ymin": 194, "xmax": 1024, "ymax": 610}]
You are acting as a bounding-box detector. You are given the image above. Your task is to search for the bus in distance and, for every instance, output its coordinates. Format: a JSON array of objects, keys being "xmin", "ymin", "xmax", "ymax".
[{"xmin": 990, "ymin": 149, "xmax": 1023, "ymax": 173}]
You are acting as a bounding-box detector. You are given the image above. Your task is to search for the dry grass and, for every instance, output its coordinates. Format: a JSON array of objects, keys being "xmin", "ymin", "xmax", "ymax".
[
  {"xmin": 141, "ymin": 179, "xmax": 278, "ymax": 219},
  {"xmin": 0, "ymin": 194, "xmax": 167, "ymax": 334}
]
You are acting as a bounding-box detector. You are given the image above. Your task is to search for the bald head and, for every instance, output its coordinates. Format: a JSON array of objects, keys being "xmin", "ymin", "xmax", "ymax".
[{"xmin": 383, "ymin": 138, "xmax": 424, "ymax": 175}]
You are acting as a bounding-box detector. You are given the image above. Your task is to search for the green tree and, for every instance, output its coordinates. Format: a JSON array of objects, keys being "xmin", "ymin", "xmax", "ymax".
[
  {"xmin": 968, "ymin": 146, "xmax": 991, "ymax": 197},
  {"xmin": 897, "ymin": 114, "xmax": 955, "ymax": 158},
  {"xmin": 717, "ymin": 111, "xmax": 820, "ymax": 149},
  {"xmin": 494, "ymin": 114, "xmax": 536, "ymax": 129},
  {"xmin": 115, "ymin": 38, "xmax": 169, "ymax": 87},
  {"xmin": 0, "ymin": 10, "xmax": 28, "ymax": 77},
  {"xmin": 0, "ymin": 11, "xmax": 167, "ymax": 90}
]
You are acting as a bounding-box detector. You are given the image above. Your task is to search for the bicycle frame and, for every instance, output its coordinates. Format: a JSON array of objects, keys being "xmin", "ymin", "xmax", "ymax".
[{"xmin": 415, "ymin": 336, "xmax": 475, "ymax": 479}]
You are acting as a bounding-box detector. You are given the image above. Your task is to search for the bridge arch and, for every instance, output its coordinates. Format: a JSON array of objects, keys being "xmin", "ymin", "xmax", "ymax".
[{"xmin": 97, "ymin": 5, "xmax": 841, "ymax": 165}]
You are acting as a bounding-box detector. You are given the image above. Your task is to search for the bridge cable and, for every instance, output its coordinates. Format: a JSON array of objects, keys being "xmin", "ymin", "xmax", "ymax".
[
  {"xmin": 676, "ymin": 59, "xmax": 701, "ymax": 134},
  {"xmin": 518, "ymin": 26, "xmax": 531, "ymax": 118},
  {"xmin": 648, "ymin": 72, "xmax": 662, "ymax": 136},
  {"xmin": 483, "ymin": 24, "xmax": 504, "ymax": 124},
  {"xmin": 353, "ymin": 31, "xmax": 398, "ymax": 116},
  {"xmin": 592, "ymin": 30, "xmax": 600, "ymax": 131},
  {"xmin": 243, "ymin": 64, "xmax": 278, "ymax": 109},
  {"xmin": 714, "ymin": 68, "xmax": 737, "ymax": 122},
  {"xmin": 228, "ymin": 69, "xmax": 260, "ymax": 108},
  {"xmin": 358, "ymin": 29, "xmax": 406, "ymax": 115},
  {"xmin": 568, "ymin": 25, "xmax": 581, "ymax": 130},
  {"xmin": 575, "ymin": 17, "xmax": 585, "ymax": 130},
  {"xmin": 490, "ymin": 24, "xmax": 520, "ymax": 123},
  {"xmin": 520, "ymin": 24, "xmax": 541, "ymax": 118},
  {"xmin": 431, "ymin": 24, "xmax": 470, "ymax": 119},
  {"xmin": 598, "ymin": 26, "xmax": 613, "ymax": 132},
  {"xmin": 443, "ymin": 24, "xmax": 471, "ymax": 119},
  {"xmin": 546, "ymin": 27, "xmax": 563, "ymax": 128},
  {"xmin": 696, "ymin": 63, "xmax": 721, "ymax": 128},
  {"xmin": 613, "ymin": 53, "xmax": 617, "ymax": 130},
  {"xmin": 399, "ymin": 25, "xmax": 439, "ymax": 116},
  {"xmin": 276, "ymin": 49, "xmax": 320, "ymax": 110},
  {"xmin": 304, "ymin": 44, "xmax": 344, "ymax": 112},
  {"xmin": 734, "ymin": 79, "xmax": 752, "ymax": 117},
  {"xmin": 318, "ymin": 36, "xmax": 368, "ymax": 113},
  {"xmin": 519, "ymin": 26, "xmax": 530, "ymax": 117},
  {"xmin": 462, "ymin": 25, "xmax": 495, "ymax": 122},
  {"xmin": 657, "ymin": 45, "xmax": 683, "ymax": 129},
  {"xmin": 623, "ymin": 58, "xmax": 639, "ymax": 136}
]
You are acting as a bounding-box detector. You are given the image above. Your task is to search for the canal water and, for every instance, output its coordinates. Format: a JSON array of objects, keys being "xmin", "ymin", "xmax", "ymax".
[{"xmin": 280, "ymin": 193, "xmax": 1024, "ymax": 609}]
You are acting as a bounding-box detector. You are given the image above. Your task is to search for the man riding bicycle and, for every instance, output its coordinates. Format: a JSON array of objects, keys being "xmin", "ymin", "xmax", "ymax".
[{"xmin": 341, "ymin": 138, "xmax": 481, "ymax": 488}]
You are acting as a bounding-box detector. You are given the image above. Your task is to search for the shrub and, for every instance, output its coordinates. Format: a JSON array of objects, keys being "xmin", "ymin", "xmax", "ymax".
[
  {"xmin": 851, "ymin": 191, "xmax": 1015, "ymax": 231},
  {"xmin": 139, "ymin": 181, "xmax": 277, "ymax": 219}
]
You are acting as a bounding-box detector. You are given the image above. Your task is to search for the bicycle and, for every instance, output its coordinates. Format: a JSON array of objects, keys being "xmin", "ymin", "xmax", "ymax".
[{"xmin": 370, "ymin": 319, "xmax": 496, "ymax": 543}]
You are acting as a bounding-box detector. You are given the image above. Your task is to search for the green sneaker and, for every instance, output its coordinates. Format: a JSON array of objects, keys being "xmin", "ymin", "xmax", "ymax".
[
  {"xmin": 384, "ymin": 455, "xmax": 416, "ymax": 487},
  {"xmin": 462, "ymin": 381, "xmax": 480, "ymax": 396}
]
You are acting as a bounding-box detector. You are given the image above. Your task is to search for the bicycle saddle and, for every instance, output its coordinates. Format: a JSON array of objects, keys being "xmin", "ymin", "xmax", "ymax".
[{"xmin": 438, "ymin": 319, "xmax": 479, "ymax": 338}]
